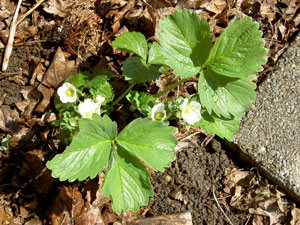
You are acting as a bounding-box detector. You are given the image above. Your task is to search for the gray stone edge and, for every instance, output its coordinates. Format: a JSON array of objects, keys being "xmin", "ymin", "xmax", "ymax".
[{"xmin": 224, "ymin": 140, "xmax": 300, "ymax": 204}]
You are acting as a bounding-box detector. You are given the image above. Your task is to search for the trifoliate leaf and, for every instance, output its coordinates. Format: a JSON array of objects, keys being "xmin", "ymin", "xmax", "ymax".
[
  {"xmin": 112, "ymin": 32, "xmax": 148, "ymax": 61},
  {"xmin": 206, "ymin": 17, "xmax": 267, "ymax": 78},
  {"xmin": 46, "ymin": 114, "xmax": 117, "ymax": 182},
  {"xmin": 198, "ymin": 69, "xmax": 256, "ymax": 118},
  {"xmin": 102, "ymin": 146, "xmax": 153, "ymax": 215},
  {"xmin": 147, "ymin": 42, "xmax": 168, "ymax": 65},
  {"xmin": 194, "ymin": 111, "xmax": 239, "ymax": 142},
  {"xmin": 158, "ymin": 9, "xmax": 213, "ymax": 78},
  {"xmin": 116, "ymin": 118, "xmax": 176, "ymax": 172},
  {"xmin": 122, "ymin": 57, "xmax": 160, "ymax": 83}
]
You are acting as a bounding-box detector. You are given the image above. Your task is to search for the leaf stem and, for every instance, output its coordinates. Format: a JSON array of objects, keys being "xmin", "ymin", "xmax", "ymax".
[
  {"xmin": 153, "ymin": 77, "xmax": 189, "ymax": 98},
  {"xmin": 111, "ymin": 82, "xmax": 136, "ymax": 106}
]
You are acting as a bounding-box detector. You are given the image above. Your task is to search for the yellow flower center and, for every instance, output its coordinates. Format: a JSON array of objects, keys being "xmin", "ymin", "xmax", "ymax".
[
  {"xmin": 65, "ymin": 88, "xmax": 74, "ymax": 97},
  {"xmin": 184, "ymin": 104, "xmax": 195, "ymax": 114},
  {"xmin": 85, "ymin": 111, "xmax": 93, "ymax": 119},
  {"xmin": 155, "ymin": 112, "xmax": 164, "ymax": 120}
]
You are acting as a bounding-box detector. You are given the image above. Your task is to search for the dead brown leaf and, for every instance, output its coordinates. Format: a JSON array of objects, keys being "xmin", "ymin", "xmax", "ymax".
[
  {"xmin": 43, "ymin": 0, "xmax": 71, "ymax": 17},
  {"xmin": 35, "ymin": 83, "xmax": 54, "ymax": 113},
  {"xmin": 16, "ymin": 86, "xmax": 41, "ymax": 118},
  {"xmin": 0, "ymin": 105, "xmax": 19, "ymax": 134},
  {"xmin": 42, "ymin": 47, "xmax": 76, "ymax": 88},
  {"xmin": 201, "ymin": 0, "xmax": 227, "ymax": 14},
  {"xmin": 47, "ymin": 185, "xmax": 85, "ymax": 225},
  {"xmin": 290, "ymin": 203, "xmax": 300, "ymax": 225}
]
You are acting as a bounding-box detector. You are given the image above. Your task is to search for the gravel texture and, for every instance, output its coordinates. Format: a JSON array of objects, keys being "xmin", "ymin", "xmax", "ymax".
[{"xmin": 234, "ymin": 33, "xmax": 300, "ymax": 203}]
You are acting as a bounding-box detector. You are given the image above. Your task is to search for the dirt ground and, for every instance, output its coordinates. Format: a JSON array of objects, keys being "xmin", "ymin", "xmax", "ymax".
[{"xmin": 0, "ymin": 0, "xmax": 300, "ymax": 224}]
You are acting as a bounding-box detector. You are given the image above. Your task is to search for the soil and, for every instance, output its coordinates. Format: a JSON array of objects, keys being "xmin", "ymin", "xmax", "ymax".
[{"xmin": 149, "ymin": 138, "xmax": 250, "ymax": 224}]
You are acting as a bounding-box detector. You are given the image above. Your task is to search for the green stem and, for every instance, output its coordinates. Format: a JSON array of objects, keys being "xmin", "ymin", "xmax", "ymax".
[
  {"xmin": 153, "ymin": 77, "xmax": 189, "ymax": 98},
  {"xmin": 111, "ymin": 82, "xmax": 136, "ymax": 106}
]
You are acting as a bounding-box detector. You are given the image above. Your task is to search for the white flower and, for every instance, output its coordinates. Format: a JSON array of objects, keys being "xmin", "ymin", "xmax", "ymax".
[
  {"xmin": 180, "ymin": 99, "xmax": 201, "ymax": 125},
  {"xmin": 78, "ymin": 99, "xmax": 101, "ymax": 119},
  {"xmin": 57, "ymin": 82, "xmax": 77, "ymax": 103},
  {"xmin": 96, "ymin": 95, "xmax": 105, "ymax": 104},
  {"xmin": 151, "ymin": 103, "xmax": 166, "ymax": 121}
]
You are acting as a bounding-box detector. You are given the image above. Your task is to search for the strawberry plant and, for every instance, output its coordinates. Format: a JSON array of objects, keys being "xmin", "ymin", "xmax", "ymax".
[{"xmin": 47, "ymin": 9, "xmax": 267, "ymax": 214}]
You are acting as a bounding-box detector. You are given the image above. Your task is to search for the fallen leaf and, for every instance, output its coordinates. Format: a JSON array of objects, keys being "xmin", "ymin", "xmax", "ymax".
[
  {"xmin": 35, "ymin": 84, "xmax": 54, "ymax": 113},
  {"xmin": 0, "ymin": 105, "xmax": 19, "ymax": 134},
  {"xmin": 43, "ymin": 0, "xmax": 72, "ymax": 17},
  {"xmin": 201, "ymin": 0, "xmax": 227, "ymax": 14},
  {"xmin": 42, "ymin": 47, "xmax": 76, "ymax": 88},
  {"xmin": 47, "ymin": 186, "xmax": 85, "ymax": 225},
  {"xmin": 290, "ymin": 203, "xmax": 300, "ymax": 225}
]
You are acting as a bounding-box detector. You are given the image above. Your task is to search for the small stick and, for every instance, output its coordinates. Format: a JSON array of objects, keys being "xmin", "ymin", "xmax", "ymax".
[
  {"xmin": 16, "ymin": 0, "xmax": 46, "ymax": 25},
  {"xmin": 212, "ymin": 186, "xmax": 235, "ymax": 225},
  {"xmin": 2, "ymin": 0, "xmax": 23, "ymax": 71}
]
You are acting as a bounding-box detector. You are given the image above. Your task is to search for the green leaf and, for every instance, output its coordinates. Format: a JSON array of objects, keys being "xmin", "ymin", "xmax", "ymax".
[
  {"xmin": 46, "ymin": 114, "xmax": 117, "ymax": 182},
  {"xmin": 65, "ymin": 71, "xmax": 89, "ymax": 88},
  {"xmin": 90, "ymin": 81, "xmax": 114, "ymax": 104},
  {"xmin": 122, "ymin": 57, "xmax": 160, "ymax": 83},
  {"xmin": 206, "ymin": 17, "xmax": 267, "ymax": 78},
  {"xmin": 147, "ymin": 42, "xmax": 168, "ymax": 65},
  {"xmin": 84, "ymin": 75, "xmax": 109, "ymax": 89},
  {"xmin": 112, "ymin": 32, "xmax": 148, "ymax": 61},
  {"xmin": 158, "ymin": 9, "xmax": 213, "ymax": 78},
  {"xmin": 198, "ymin": 69, "xmax": 256, "ymax": 118},
  {"xmin": 126, "ymin": 91, "xmax": 155, "ymax": 116},
  {"xmin": 102, "ymin": 146, "xmax": 153, "ymax": 215},
  {"xmin": 194, "ymin": 111, "xmax": 239, "ymax": 142},
  {"xmin": 116, "ymin": 118, "xmax": 176, "ymax": 172}
]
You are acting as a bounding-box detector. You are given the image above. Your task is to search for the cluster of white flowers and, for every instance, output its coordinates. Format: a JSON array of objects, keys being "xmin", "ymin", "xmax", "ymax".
[
  {"xmin": 151, "ymin": 99, "xmax": 201, "ymax": 125},
  {"xmin": 57, "ymin": 82, "xmax": 105, "ymax": 119}
]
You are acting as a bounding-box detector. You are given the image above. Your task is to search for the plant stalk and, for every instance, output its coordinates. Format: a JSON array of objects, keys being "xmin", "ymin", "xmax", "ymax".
[
  {"xmin": 153, "ymin": 77, "xmax": 189, "ymax": 98},
  {"xmin": 111, "ymin": 82, "xmax": 136, "ymax": 106}
]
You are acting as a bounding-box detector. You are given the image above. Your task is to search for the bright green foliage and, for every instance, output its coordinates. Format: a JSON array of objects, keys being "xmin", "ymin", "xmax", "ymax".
[
  {"xmin": 65, "ymin": 70, "xmax": 111, "ymax": 89},
  {"xmin": 47, "ymin": 115, "xmax": 117, "ymax": 182},
  {"xmin": 206, "ymin": 17, "xmax": 267, "ymax": 78},
  {"xmin": 112, "ymin": 32, "xmax": 167, "ymax": 83},
  {"xmin": 194, "ymin": 111, "xmax": 239, "ymax": 141},
  {"xmin": 47, "ymin": 114, "xmax": 177, "ymax": 214},
  {"xmin": 112, "ymin": 32, "xmax": 148, "ymax": 60},
  {"xmin": 198, "ymin": 69, "xmax": 256, "ymax": 118},
  {"xmin": 102, "ymin": 146, "xmax": 153, "ymax": 215},
  {"xmin": 116, "ymin": 118, "xmax": 176, "ymax": 172},
  {"xmin": 126, "ymin": 90, "xmax": 155, "ymax": 116},
  {"xmin": 158, "ymin": 9, "xmax": 213, "ymax": 78},
  {"xmin": 122, "ymin": 57, "xmax": 160, "ymax": 83},
  {"xmin": 0, "ymin": 134, "xmax": 12, "ymax": 151},
  {"xmin": 148, "ymin": 42, "xmax": 168, "ymax": 65}
]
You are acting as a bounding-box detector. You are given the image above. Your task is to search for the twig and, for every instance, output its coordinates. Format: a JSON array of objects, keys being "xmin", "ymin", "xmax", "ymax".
[
  {"xmin": 2, "ymin": 0, "xmax": 23, "ymax": 71},
  {"xmin": 0, "ymin": 40, "xmax": 47, "ymax": 48},
  {"xmin": 16, "ymin": 0, "xmax": 46, "ymax": 25},
  {"xmin": 212, "ymin": 186, "xmax": 235, "ymax": 225},
  {"xmin": 244, "ymin": 215, "xmax": 251, "ymax": 225}
]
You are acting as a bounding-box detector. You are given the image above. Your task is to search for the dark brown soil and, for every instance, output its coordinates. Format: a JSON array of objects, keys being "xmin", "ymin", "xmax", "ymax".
[
  {"xmin": 149, "ymin": 138, "xmax": 249, "ymax": 224},
  {"xmin": 0, "ymin": 80, "xmax": 22, "ymax": 107}
]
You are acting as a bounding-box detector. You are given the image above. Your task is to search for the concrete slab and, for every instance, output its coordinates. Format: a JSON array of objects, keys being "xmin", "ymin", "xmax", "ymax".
[{"xmin": 231, "ymin": 33, "xmax": 300, "ymax": 203}]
